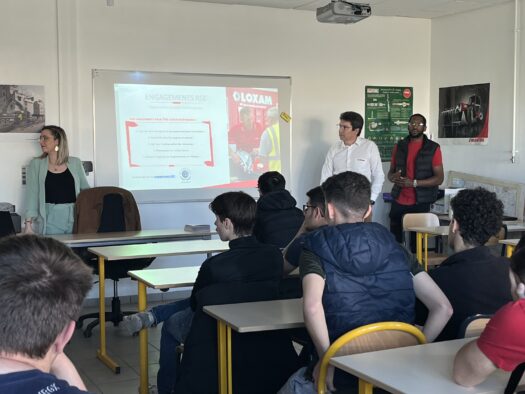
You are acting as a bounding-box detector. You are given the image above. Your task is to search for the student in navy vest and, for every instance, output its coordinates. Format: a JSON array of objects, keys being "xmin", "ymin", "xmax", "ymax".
[
  {"xmin": 387, "ymin": 113, "xmax": 444, "ymax": 245},
  {"xmin": 279, "ymin": 171, "xmax": 415, "ymax": 393},
  {"xmin": 0, "ymin": 235, "xmax": 93, "ymax": 393}
]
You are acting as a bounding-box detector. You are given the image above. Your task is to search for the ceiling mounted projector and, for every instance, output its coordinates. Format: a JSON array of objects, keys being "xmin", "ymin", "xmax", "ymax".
[{"xmin": 316, "ymin": 1, "xmax": 371, "ymax": 24}]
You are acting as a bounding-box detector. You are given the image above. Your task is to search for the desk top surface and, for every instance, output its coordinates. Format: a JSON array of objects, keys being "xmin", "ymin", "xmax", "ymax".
[
  {"xmin": 203, "ymin": 298, "xmax": 304, "ymax": 333},
  {"xmin": 128, "ymin": 266, "xmax": 200, "ymax": 289},
  {"xmin": 330, "ymin": 338, "xmax": 515, "ymax": 394},
  {"xmin": 406, "ymin": 226, "xmax": 449, "ymax": 235},
  {"xmin": 51, "ymin": 229, "xmax": 214, "ymax": 247},
  {"xmin": 88, "ymin": 239, "xmax": 229, "ymax": 260},
  {"xmin": 499, "ymin": 238, "xmax": 520, "ymax": 246}
]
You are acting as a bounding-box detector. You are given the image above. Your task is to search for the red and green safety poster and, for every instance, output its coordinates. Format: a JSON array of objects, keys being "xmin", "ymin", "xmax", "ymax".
[{"xmin": 365, "ymin": 86, "xmax": 413, "ymax": 162}]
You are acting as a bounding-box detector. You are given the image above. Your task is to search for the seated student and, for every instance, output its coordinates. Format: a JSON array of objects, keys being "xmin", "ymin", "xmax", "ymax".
[
  {"xmin": 154, "ymin": 192, "xmax": 284, "ymax": 394},
  {"xmin": 282, "ymin": 186, "xmax": 329, "ymax": 275},
  {"xmin": 253, "ymin": 171, "xmax": 304, "ymax": 248},
  {"xmin": 418, "ymin": 187, "xmax": 513, "ymax": 342},
  {"xmin": 284, "ymin": 187, "xmax": 452, "ymax": 342},
  {"xmin": 0, "ymin": 235, "xmax": 93, "ymax": 393},
  {"xmin": 453, "ymin": 246, "xmax": 525, "ymax": 387},
  {"xmin": 280, "ymin": 171, "xmax": 415, "ymax": 393}
]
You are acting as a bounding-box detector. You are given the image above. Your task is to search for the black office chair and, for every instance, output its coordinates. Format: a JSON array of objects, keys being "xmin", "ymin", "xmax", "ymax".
[
  {"xmin": 0, "ymin": 211, "xmax": 16, "ymax": 238},
  {"xmin": 76, "ymin": 193, "xmax": 154, "ymax": 338}
]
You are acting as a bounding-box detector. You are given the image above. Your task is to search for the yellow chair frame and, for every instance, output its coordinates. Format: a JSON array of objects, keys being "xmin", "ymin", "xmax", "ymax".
[{"xmin": 317, "ymin": 322, "xmax": 426, "ymax": 394}]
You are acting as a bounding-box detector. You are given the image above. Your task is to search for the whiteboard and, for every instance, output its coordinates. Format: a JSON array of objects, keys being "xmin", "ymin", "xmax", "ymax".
[{"xmin": 92, "ymin": 69, "xmax": 292, "ymax": 203}]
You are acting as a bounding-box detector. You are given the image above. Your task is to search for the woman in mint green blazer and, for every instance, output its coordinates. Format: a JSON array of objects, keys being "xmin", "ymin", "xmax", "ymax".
[{"xmin": 24, "ymin": 126, "xmax": 90, "ymax": 235}]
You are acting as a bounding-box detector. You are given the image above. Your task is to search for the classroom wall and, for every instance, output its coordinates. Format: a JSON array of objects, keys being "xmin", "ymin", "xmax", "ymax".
[
  {"xmin": 430, "ymin": 1, "xmax": 525, "ymax": 187},
  {"xmin": 0, "ymin": 0, "xmax": 431, "ymax": 298}
]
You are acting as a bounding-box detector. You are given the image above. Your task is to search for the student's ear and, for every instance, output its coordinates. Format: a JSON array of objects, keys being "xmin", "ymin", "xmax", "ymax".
[
  {"xmin": 223, "ymin": 217, "xmax": 234, "ymax": 232},
  {"xmin": 363, "ymin": 205, "xmax": 372, "ymax": 220},
  {"xmin": 451, "ymin": 218, "xmax": 460, "ymax": 234},
  {"xmin": 326, "ymin": 202, "xmax": 336, "ymax": 221},
  {"xmin": 54, "ymin": 320, "xmax": 76, "ymax": 354}
]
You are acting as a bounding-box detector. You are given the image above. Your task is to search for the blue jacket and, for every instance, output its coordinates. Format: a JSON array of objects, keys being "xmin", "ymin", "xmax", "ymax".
[{"xmin": 304, "ymin": 222, "xmax": 415, "ymax": 341}]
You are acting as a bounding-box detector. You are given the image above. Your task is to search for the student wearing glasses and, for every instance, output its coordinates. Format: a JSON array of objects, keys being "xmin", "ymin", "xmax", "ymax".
[
  {"xmin": 320, "ymin": 111, "xmax": 384, "ymax": 206},
  {"xmin": 387, "ymin": 113, "xmax": 444, "ymax": 244}
]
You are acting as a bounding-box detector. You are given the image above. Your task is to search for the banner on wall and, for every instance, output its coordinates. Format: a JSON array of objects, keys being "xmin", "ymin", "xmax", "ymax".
[
  {"xmin": 364, "ymin": 86, "xmax": 413, "ymax": 162},
  {"xmin": 438, "ymin": 83, "xmax": 490, "ymax": 145},
  {"xmin": 0, "ymin": 85, "xmax": 45, "ymax": 134}
]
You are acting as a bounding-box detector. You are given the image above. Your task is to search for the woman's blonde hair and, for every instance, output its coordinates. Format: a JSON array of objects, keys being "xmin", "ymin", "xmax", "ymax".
[{"xmin": 39, "ymin": 125, "xmax": 69, "ymax": 165}]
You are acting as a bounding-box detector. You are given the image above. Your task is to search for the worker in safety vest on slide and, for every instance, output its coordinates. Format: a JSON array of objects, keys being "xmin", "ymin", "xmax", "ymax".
[{"xmin": 257, "ymin": 107, "xmax": 281, "ymax": 172}]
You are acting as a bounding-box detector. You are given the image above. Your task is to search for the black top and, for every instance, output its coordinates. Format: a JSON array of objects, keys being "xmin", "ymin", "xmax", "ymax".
[
  {"xmin": 45, "ymin": 169, "xmax": 76, "ymax": 204},
  {"xmin": 0, "ymin": 369, "xmax": 91, "ymax": 393},
  {"xmin": 253, "ymin": 190, "xmax": 304, "ymax": 248},
  {"xmin": 418, "ymin": 245, "xmax": 513, "ymax": 341},
  {"xmin": 189, "ymin": 235, "xmax": 283, "ymax": 310}
]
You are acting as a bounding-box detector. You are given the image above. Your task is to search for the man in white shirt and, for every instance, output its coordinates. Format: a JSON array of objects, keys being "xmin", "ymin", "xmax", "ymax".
[{"xmin": 320, "ymin": 111, "xmax": 384, "ymax": 204}]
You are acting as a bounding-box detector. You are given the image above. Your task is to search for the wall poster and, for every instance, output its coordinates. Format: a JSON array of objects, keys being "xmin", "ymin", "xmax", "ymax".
[
  {"xmin": 0, "ymin": 85, "xmax": 45, "ymax": 134},
  {"xmin": 438, "ymin": 83, "xmax": 490, "ymax": 145},
  {"xmin": 365, "ymin": 86, "xmax": 413, "ymax": 162}
]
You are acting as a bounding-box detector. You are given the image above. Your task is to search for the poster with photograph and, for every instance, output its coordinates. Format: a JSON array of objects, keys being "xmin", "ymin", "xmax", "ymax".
[
  {"xmin": 365, "ymin": 86, "xmax": 413, "ymax": 162},
  {"xmin": 438, "ymin": 83, "xmax": 489, "ymax": 145},
  {"xmin": 0, "ymin": 85, "xmax": 45, "ymax": 134}
]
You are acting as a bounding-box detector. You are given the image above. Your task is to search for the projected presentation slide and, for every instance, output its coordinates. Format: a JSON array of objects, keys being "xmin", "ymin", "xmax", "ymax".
[{"xmin": 114, "ymin": 84, "xmax": 280, "ymax": 191}]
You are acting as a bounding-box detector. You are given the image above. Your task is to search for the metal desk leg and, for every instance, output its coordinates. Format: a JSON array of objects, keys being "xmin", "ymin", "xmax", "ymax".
[
  {"xmin": 217, "ymin": 321, "xmax": 228, "ymax": 394},
  {"xmin": 424, "ymin": 233, "xmax": 428, "ymax": 271},
  {"xmin": 416, "ymin": 232, "xmax": 423, "ymax": 264},
  {"xmin": 358, "ymin": 379, "xmax": 373, "ymax": 394},
  {"xmin": 96, "ymin": 256, "xmax": 120, "ymax": 373},
  {"xmin": 138, "ymin": 282, "xmax": 149, "ymax": 394},
  {"xmin": 227, "ymin": 325, "xmax": 232, "ymax": 394},
  {"xmin": 507, "ymin": 245, "xmax": 515, "ymax": 258}
]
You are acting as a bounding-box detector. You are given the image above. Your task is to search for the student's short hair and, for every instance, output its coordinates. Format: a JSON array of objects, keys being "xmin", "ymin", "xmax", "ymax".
[
  {"xmin": 210, "ymin": 192, "xmax": 256, "ymax": 236},
  {"xmin": 0, "ymin": 235, "xmax": 92, "ymax": 358},
  {"xmin": 451, "ymin": 188, "xmax": 503, "ymax": 246},
  {"xmin": 511, "ymin": 247, "xmax": 525, "ymax": 284},
  {"xmin": 340, "ymin": 111, "xmax": 364, "ymax": 135},
  {"xmin": 321, "ymin": 171, "xmax": 371, "ymax": 218},
  {"xmin": 257, "ymin": 171, "xmax": 286, "ymax": 194},
  {"xmin": 409, "ymin": 113, "xmax": 427, "ymax": 126},
  {"xmin": 306, "ymin": 186, "xmax": 326, "ymax": 215}
]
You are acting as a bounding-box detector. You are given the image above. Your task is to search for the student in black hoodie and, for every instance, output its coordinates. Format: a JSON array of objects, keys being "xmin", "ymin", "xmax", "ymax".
[{"xmin": 253, "ymin": 171, "xmax": 304, "ymax": 248}]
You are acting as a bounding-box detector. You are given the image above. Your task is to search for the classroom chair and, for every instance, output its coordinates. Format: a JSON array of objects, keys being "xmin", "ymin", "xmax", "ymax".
[
  {"xmin": 457, "ymin": 314, "xmax": 492, "ymax": 339},
  {"xmin": 402, "ymin": 212, "xmax": 447, "ymax": 269},
  {"xmin": 317, "ymin": 322, "xmax": 426, "ymax": 394},
  {"xmin": 74, "ymin": 187, "xmax": 154, "ymax": 337}
]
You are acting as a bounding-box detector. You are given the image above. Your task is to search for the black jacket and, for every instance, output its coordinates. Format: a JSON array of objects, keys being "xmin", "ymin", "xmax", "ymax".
[
  {"xmin": 419, "ymin": 246, "xmax": 512, "ymax": 341},
  {"xmin": 253, "ymin": 190, "xmax": 304, "ymax": 248}
]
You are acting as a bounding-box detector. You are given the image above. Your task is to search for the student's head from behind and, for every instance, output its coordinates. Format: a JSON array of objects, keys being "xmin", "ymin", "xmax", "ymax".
[
  {"xmin": 210, "ymin": 192, "xmax": 256, "ymax": 241},
  {"xmin": 510, "ymin": 247, "xmax": 525, "ymax": 300},
  {"xmin": 39, "ymin": 125, "xmax": 70, "ymax": 165},
  {"xmin": 303, "ymin": 186, "xmax": 328, "ymax": 231},
  {"xmin": 321, "ymin": 171, "xmax": 371, "ymax": 225},
  {"xmin": 257, "ymin": 171, "xmax": 286, "ymax": 196},
  {"xmin": 0, "ymin": 235, "xmax": 92, "ymax": 360},
  {"xmin": 448, "ymin": 188, "xmax": 503, "ymax": 250}
]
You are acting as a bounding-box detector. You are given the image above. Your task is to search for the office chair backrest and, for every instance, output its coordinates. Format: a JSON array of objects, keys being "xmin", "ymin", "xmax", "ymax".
[
  {"xmin": 0, "ymin": 211, "xmax": 16, "ymax": 238},
  {"xmin": 98, "ymin": 194, "xmax": 126, "ymax": 233}
]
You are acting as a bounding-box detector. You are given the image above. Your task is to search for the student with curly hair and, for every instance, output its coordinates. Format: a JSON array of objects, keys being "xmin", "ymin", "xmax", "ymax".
[{"xmin": 417, "ymin": 187, "xmax": 513, "ymax": 341}]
